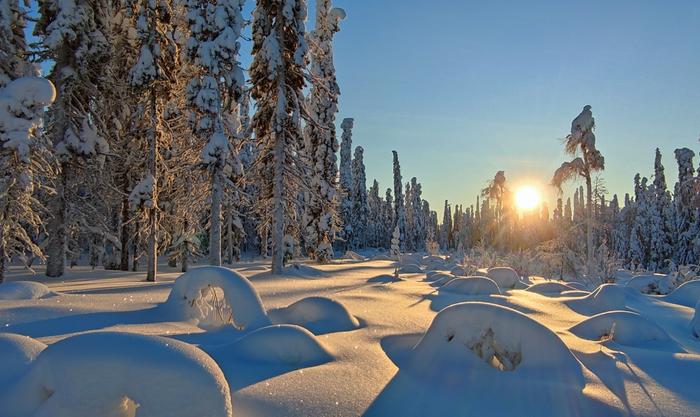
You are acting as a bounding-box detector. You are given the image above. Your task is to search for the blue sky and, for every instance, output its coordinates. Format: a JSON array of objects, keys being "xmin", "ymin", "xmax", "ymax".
[{"xmin": 322, "ymin": 0, "xmax": 700, "ymax": 214}]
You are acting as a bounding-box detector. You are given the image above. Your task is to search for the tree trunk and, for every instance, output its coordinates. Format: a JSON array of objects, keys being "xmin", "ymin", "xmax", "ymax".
[
  {"xmin": 120, "ymin": 179, "xmax": 130, "ymax": 271},
  {"xmin": 209, "ymin": 168, "xmax": 222, "ymax": 266},
  {"xmin": 585, "ymin": 174, "xmax": 594, "ymax": 277},
  {"xmin": 271, "ymin": 130, "xmax": 285, "ymax": 274},
  {"xmin": 146, "ymin": 87, "xmax": 157, "ymax": 282},
  {"xmin": 46, "ymin": 164, "xmax": 68, "ymax": 277}
]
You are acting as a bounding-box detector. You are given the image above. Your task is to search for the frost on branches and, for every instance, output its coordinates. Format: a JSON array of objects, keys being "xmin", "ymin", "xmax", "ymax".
[
  {"xmin": 302, "ymin": 0, "xmax": 345, "ymax": 262},
  {"xmin": 0, "ymin": 77, "xmax": 56, "ymax": 281},
  {"xmin": 0, "ymin": 0, "xmax": 31, "ymax": 87}
]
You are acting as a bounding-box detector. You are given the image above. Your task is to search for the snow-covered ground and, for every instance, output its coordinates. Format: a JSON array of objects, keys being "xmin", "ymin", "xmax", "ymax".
[{"xmin": 1, "ymin": 258, "xmax": 699, "ymax": 417}]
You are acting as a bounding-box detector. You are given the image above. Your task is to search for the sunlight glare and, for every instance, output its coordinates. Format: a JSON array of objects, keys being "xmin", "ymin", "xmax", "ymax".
[{"xmin": 515, "ymin": 186, "xmax": 540, "ymax": 211}]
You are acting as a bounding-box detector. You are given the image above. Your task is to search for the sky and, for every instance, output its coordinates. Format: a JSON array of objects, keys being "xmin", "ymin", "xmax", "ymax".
[{"xmin": 319, "ymin": 0, "xmax": 700, "ymax": 217}]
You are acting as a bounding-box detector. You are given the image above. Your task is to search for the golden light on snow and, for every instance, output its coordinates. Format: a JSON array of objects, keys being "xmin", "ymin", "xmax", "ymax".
[{"xmin": 515, "ymin": 186, "xmax": 540, "ymax": 211}]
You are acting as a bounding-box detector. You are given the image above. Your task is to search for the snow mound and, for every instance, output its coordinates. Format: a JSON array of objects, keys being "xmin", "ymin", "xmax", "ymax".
[
  {"xmin": 566, "ymin": 284, "xmax": 627, "ymax": 315},
  {"xmin": 486, "ymin": 267, "xmax": 521, "ymax": 289},
  {"xmin": 625, "ymin": 274, "xmax": 675, "ymax": 295},
  {"xmin": 370, "ymin": 254, "xmax": 393, "ymax": 261},
  {"xmin": 281, "ymin": 263, "xmax": 328, "ymax": 278},
  {"xmin": 663, "ymin": 279, "xmax": 700, "ymax": 307},
  {"xmin": 0, "ymin": 334, "xmax": 46, "ymax": 388},
  {"xmin": 397, "ymin": 264, "xmax": 423, "ymax": 274},
  {"xmin": 570, "ymin": 311, "xmax": 671, "ymax": 347},
  {"xmin": 367, "ymin": 274, "xmax": 403, "ymax": 283},
  {"xmin": 450, "ymin": 266, "xmax": 467, "ymax": 276},
  {"xmin": 424, "ymin": 271, "xmax": 453, "ymax": 282},
  {"xmin": 409, "ymin": 302, "xmax": 583, "ymax": 386},
  {"xmin": 439, "ymin": 277, "xmax": 501, "ymax": 296},
  {"xmin": 693, "ymin": 301, "xmax": 700, "ymax": 338},
  {"xmin": 399, "ymin": 254, "xmax": 423, "ymax": 265},
  {"xmin": 267, "ymin": 297, "xmax": 360, "ymax": 334},
  {"xmin": 0, "ymin": 281, "xmax": 54, "ymax": 300},
  {"xmin": 526, "ymin": 282, "xmax": 577, "ymax": 295},
  {"xmin": 162, "ymin": 266, "xmax": 270, "ymax": 330},
  {"xmin": 3, "ymin": 332, "xmax": 232, "ymax": 417},
  {"xmin": 341, "ymin": 250, "xmax": 366, "ymax": 261},
  {"xmin": 220, "ymin": 324, "xmax": 332, "ymax": 366}
]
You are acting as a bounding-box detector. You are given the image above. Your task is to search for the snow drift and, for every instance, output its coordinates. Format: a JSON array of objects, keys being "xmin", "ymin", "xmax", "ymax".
[
  {"xmin": 570, "ymin": 310, "xmax": 671, "ymax": 347},
  {"xmin": 525, "ymin": 281, "xmax": 577, "ymax": 295},
  {"xmin": 161, "ymin": 266, "xmax": 270, "ymax": 330},
  {"xmin": 216, "ymin": 324, "xmax": 333, "ymax": 366},
  {"xmin": 566, "ymin": 284, "xmax": 627, "ymax": 315},
  {"xmin": 663, "ymin": 279, "xmax": 700, "ymax": 307},
  {"xmin": 0, "ymin": 334, "xmax": 46, "ymax": 388},
  {"xmin": 486, "ymin": 267, "xmax": 520, "ymax": 289},
  {"xmin": 625, "ymin": 274, "xmax": 674, "ymax": 295},
  {"xmin": 692, "ymin": 301, "xmax": 700, "ymax": 338},
  {"xmin": 397, "ymin": 264, "xmax": 423, "ymax": 274},
  {"xmin": 2, "ymin": 332, "xmax": 232, "ymax": 417},
  {"xmin": 268, "ymin": 296, "xmax": 360, "ymax": 334},
  {"xmin": 408, "ymin": 302, "xmax": 584, "ymax": 386},
  {"xmin": 439, "ymin": 277, "xmax": 501, "ymax": 296},
  {"xmin": 0, "ymin": 281, "xmax": 54, "ymax": 300}
]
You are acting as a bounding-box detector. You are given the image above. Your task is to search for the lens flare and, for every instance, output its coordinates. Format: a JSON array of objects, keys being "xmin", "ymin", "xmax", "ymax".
[{"xmin": 515, "ymin": 186, "xmax": 540, "ymax": 211}]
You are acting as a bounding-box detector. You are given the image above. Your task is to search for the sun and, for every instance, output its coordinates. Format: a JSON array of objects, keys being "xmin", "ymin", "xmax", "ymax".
[{"xmin": 515, "ymin": 186, "xmax": 540, "ymax": 211}]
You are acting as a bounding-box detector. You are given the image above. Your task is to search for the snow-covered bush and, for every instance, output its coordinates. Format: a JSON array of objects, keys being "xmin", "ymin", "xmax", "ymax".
[
  {"xmin": 525, "ymin": 281, "xmax": 576, "ymax": 295},
  {"xmin": 625, "ymin": 274, "xmax": 675, "ymax": 295},
  {"xmin": 217, "ymin": 324, "xmax": 332, "ymax": 366},
  {"xmin": 566, "ymin": 284, "xmax": 627, "ymax": 315},
  {"xmin": 486, "ymin": 267, "xmax": 520, "ymax": 289},
  {"xmin": 409, "ymin": 302, "xmax": 584, "ymax": 386},
  {"xmin": 570, "ymin": 310, "xmax": 671, "ymax": 347},
  {"xmin": 268, "ymin": 296, "xmax": 359, "ymax": 335},
  {"xmin": 3, "ymin": 332, "xmax": 232, "ymax": 417},
  {"xmin": 439, "ymin": 277, "xmax": 501, "ymax": 296},
  {"xmin": 662, "ymin": 279, "xmax": 700, "ymax": 307},
  {"xmin": 0, "ymin": 333, "xmax": 46, "ymax": 388},
  {"xmin": 398, "ymin": 264, "xmax": 423, "ymax": 274},
  {"xmin": 162, "ymin": 266, "xmax": 270, "ymax": 330},
  {"xmin": 0, "ymin": 281, "xmax": 53, "ymax": 300}
]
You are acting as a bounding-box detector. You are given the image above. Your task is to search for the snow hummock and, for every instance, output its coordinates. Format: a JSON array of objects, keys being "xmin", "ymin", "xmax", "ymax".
[
  {"xmin": 397, "ymin": 264, "xmax": 422, "ymax": 274},
  {"xmin": 692, "ymin": 301, "xmax": 700, "ymax": 338},
  {"xmin": 486, "ymin": 267, "xmax": 520, "ymax": 289},
  {"xmin": 525, "ymin": 281, "xmax": 577, "ymax": 295},
  {"xmin": 281, "ymin": 263, "xmax": 328, "ymax": 278},
  {"xmin": 341, "ymin": 250, "xmax": 366, "ymax": 261},
  {"xmin": 439, "ymin": 277, "xmax": 501, "ymax": 296},
  {"xmin": 408, "ymin": 302, "xmax": 584, "ymax": 386},
  {"xmin": 449, "ymin": 265, "xmax": 467, "ymax": 276},
  {"xmin": 566, "ymin": 284, "xmax": 627, "ymax": 315},
  {"xmin": 0, "ymin": 334, "xmax": 46, "ymax": 388},
  {"xmin": 215, "ymin": 324, "xmax": 333, "ymax": 366},
  {"xmin": 663, "ymin": 279, "xmax": 700, "ymax": 307},
  {"xmin": 161, "ymin": 266, "xmax": 270, "ymax": 330},
  {"xmin": 0, "ymin": 281, "xmax": 54, "ymax": 300},
  {"xmin": 2, "ymin": 332, "xmax": 232, "ymax": 417},
  {"xmin": 570, "ymin": 311, "xmax": 672, "ymax": 347},
  {"xmin": 625, "ymin": 274, "xmax": 675, "ymax": 295},
  {"xmin": 268, "ymin": 296, "xmax": 360, "ymax": 335}
]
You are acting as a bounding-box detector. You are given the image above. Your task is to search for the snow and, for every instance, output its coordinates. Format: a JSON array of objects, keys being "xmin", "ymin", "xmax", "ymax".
[
  {"xmin": 0, "ymin": 281, "xmax": 54, "ymax": 300},
  {"xmin": 625, "ymin": 274, "xmax": 675, "ymax": 295},
  {"xmin": 693, "ymin": 301, "xmax": 700, "ymax": 338},
  {"xmin": 2, "ymin": 260, "xmax": 700, "ymax": 417},
  {"xmin": 340, "ymin": 250, "xmax": 365, "ymax": 261},
  {"xmin": 449, "ymin": 265, "xmax": 467, "ymax": 276},
  {"xmin": 268, "ymin": 296, "xmax": 360, "ymax": 334},
  {"xmin": 397, "ymin": 264, "xmax": 422, "ymax": 274},
  {"xmin": 566, "ymin": 283, "xmax": 628, "ymax": 315},
  {"xmin": 2, "ymin": 332, "xmax": 232, "ymax": 417},
  {"xmin": 570, "ymin": 311, "xmax": 672, "ymax": 347},
  {"xmin": 214, "ymin": 324, "xmax": 333, "ymax": 366},
  {"xmin": 525, "ymin": 281, "xmax": 577, "ymax": 294},
  {"xmin": 439, "ymin": 276, "xmax": 501, "ymax": 296},
  {"xmin": 0, "ymin": 333, "xmax": 46, "ymax": 388},
  {"xmin": 486, "ymin": 266, "xmax": 520, "ymax": 289},
  {"xmin": 663, "ymin": 279, "xmax": 700, "ymax": 307},
  {"xmin": 161, "ymin": 266, "xmax": 270, "ymax": 330}
]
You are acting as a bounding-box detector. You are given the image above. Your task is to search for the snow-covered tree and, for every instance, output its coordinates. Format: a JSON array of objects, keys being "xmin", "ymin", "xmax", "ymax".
[
  {"xmin": 0, "ymin": 0, "xmax": 30, "ymax": 87},
  {"xmin": 390, "ymin": 225, "xmax": 400, "ymax": 258},
  {"xmin": 184, "ymin": 0, "xmax": 245, "ymax": 266},
  {"xmin": 552, "ymin": 105, "xmax": 605, "ymax": 276},
  {"xmin": 392, "ymin": 150, "xmax": 406, "ymax": 250},
  {"xmin": 648, "ymin": 148, "xmax": 674, "ymax": 271},
  {"xmin": 382, "ymin": 188, "xmax": 394, "ymax": 248},
  {"xmin": 0, "ymin": 77, "xmax": 56, "ymax": 282},
  {"xmin": 350, "ymin": 146, "xmax": 367, "ymax": 248},
  {"xmin": 628, "ymin": 177, "xmax": 650, "ymax": 269},
  {"xmin": 250, "ymin": 0, "xmax": 308, "ymax": 274},
  {"xmin": 36, "ymin": 0, "xmax": 112, "ymax": 277},
  {"xmin": 302, "ymin": 1, "xmax": 345, "ymax": 262},
  {"xmin": 673, "ymin": 148, "xmax": 696, "ymax": 266},
  {"xmin": 408, "ymin": 177, "xmax": 426, "ymax": 251},
  {"xmin": 367, "ymin": 179, "xmax": 382, "ymax": 247},
  {"xmin": 338, "ymin": 117, "xmax": 354, "ymax": 246}
]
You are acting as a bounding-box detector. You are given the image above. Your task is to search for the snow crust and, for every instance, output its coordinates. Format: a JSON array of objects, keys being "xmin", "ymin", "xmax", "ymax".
[
  {"xmin": 2, "ymin": 332, "xmax": 232, "ymax": 417},
  {"xmin": 0, "ymin": 281, "xmax": 53, "ymax": 300},
  {"xmin": 570, "ymin": 310, "xmax": 671, "ymax": 346},
  {"xmin": 268, "ymin": 296, "xmax": 360, "ymax": 334},
  {"xmin": 162, "ymin": 266, "xmax": 270, "ymax": 330},
  {"xmin": 486, "ymin": 267, "xmax": 520, "ymax": 289},
  {"xmin": 439, "ymin": 277, "xmax": 501, "ymax": 296}
]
